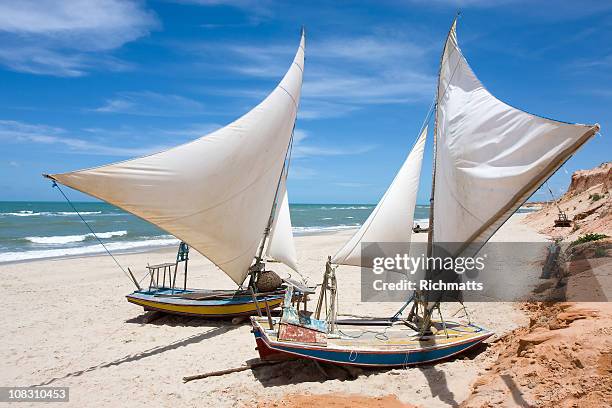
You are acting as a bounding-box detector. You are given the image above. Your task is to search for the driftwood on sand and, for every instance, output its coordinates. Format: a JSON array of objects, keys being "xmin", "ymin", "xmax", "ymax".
[{"xmin": 183, "ymin": 360, "xmax": 285, "ymax": 383}]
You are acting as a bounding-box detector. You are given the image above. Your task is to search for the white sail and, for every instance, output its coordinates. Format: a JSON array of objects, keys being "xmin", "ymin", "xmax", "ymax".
[
  {"xmin": 266, "ymin": 176, "xmax": 298, "ymax": 272},
  {"xmin": 432, "ymin": 21, "xmax": 599, "ymax": 255},
  {"xmin": 332, "ymin": 126, "xmax": 427, "ymax": 266},
  {"xmin": 48, "ymin": 32, "xmax": 305, "ymax": 285}
]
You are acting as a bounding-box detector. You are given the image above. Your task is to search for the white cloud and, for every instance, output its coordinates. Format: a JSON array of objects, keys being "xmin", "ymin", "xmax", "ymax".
[
  {"xmin": 311, "ymin": 37, "xmax": 428, "ymax": 62},
  {"xmin": 2, "ymin": 119, "xmax": 372, "ymax": 161},
  {"xmin": 303, "ymin": 70, "xmax": 434, "ymax": 104},
  {"xmin": 0, "ymin": 120, "xmax": 172, "ymax": 156},
  {"xmin": 81, "ymin": 122, "xmax": 222, "ymax": 140},
  {"xmin": 570, "ymin": 54, "xmax": 612, "ymax": 71},
  {"xmin": 288, "ymin": 166, "xmax": 317, "ymax": 180},
  {"xmin": 93, "ymin": 91, "xmax": 207, "ymax": 116},
  {"xmin": 0, "ymin": 46, "xmax": 133, "ymax": 77},
  {"xmin": 291, "ymin": 129, "xmax": 376, "ymax": 159},
  {"xmin": 410, "ymin": 0, "xmax": 516, "ymax": 6},
  {"xmin": 0, "ymin": 0, "xmax": 158, "ymax": 76},
  {"xmin": 192, "ymin": 34, "xmax": 436, "ymax": 118},
  {"xmin": 298, "ymin": 100, "xmax": 360, "ymax": 120},
  {"xmin": 170, "ymin": 0, "xmax": 273, "ymax": 21},
  {"xmin": 334, "ymin": 182, "xmax": 371, "ymax": 188}
]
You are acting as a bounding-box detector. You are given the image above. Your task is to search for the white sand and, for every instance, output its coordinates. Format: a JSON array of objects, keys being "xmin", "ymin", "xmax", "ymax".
[{"xmin": 0, "ymin": 213, "xmax": 546, "ymax": 407}]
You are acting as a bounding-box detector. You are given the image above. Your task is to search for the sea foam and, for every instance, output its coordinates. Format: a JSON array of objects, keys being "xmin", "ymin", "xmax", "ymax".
[
  {"xmin": 1, "ymin": 210, "xmax": 103, "ymax": 217},
  {"xmin": 26, "ymin": 230, "xmax": 128, "ymax": 244},
  {"xmin": 1, "ymin": 236, "xmax": 179, "ymax": 263}
]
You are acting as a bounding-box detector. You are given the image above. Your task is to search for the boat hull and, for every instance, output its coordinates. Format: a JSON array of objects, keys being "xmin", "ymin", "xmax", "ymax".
[
  {"xmin": 127, "ymin": 288, "xmax": 284, "ymax": 318},
  {"xmin": 251, "ymin": 317, "xmax": 493, "ymax": 367}
]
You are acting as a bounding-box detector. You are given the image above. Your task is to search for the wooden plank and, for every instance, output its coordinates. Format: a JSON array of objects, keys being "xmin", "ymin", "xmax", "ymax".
[
  {"xmin": 147, "ymin": 262, "xmax": 176, "ymax": 269},
  {"xmin": 182, "ymin": 360, "xmax": 285, "ymax": 382},
  {"xmin": 127, "ymin": 267, "xmax": 141, "ymax": 291},
  {"xmin": 278, "ymin": 323, "xmax": 327, "ymax": 345}
]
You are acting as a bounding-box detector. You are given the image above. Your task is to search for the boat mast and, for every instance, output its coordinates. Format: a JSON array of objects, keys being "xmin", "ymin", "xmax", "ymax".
[
  {"xmin": 413, "ymin": 13, "xmax": 460, "ymax": 332},
  {"xmin": 246, "ymin": 127, "xmax": 295, "ymax": 291},
  {"xmin": 247, "ymin": 27, "xmax": 304, "ymax": 290},
  {"xmin": 255, "ymin": 127, "xmax": 295, "ymax": 265}
]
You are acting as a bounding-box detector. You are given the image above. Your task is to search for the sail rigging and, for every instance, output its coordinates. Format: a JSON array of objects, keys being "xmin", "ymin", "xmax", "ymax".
[
  {"xmin": 46, "ymin": 31, "xmax": 305, "ymax": 286},
  {"xmin": 332, "ymin": 126, "xmax": 427, "ymax": 267},
  {"xmin": 431, "ymin": 20, "xmax": 599, "ymax": 257},
  {"xmin": 266, "ymin": 174, "xmax": 298, "ymax": 272}
]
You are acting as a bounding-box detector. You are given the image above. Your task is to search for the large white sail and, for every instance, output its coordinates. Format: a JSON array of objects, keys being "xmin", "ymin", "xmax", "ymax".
[
  {"xmin": 266, "ymin": 176, "xmax": 298, "ymax": 272},
  {"xmin": 48, "ymin": 32, "xmax": 305, "ymax": 285},
  {"xmin": 432, "ymin": 21, "xmax": 599, "ymax": 255},
  {"xmin": 332, "ymin": 126, "xmax": 427, "ymax": 267}
]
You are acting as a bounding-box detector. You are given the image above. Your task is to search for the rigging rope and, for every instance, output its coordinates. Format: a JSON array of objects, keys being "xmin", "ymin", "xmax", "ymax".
[
  {"xmin": 49, "ymin": 180, "xmax": 133, "ymax": 284},
  {"xmin": 545, "ymin": 181, "xmax": 563, "ymax": 214}
]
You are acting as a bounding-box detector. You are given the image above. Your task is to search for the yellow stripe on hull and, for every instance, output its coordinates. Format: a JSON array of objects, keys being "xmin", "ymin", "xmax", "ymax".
[{"xmin": 127, "ymin": 296, "xmax": 284, "ymax": 317}]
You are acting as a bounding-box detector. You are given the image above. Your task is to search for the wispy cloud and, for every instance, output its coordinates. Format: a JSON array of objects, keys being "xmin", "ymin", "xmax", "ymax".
[
  {"xmin": 308, "ymin": 36, "xmax": 435, "ymax": 104},
  {"xmin": 569, "ymin": 54, "xmax": 612, "ymax": 71},
  {"xmin": 93, "ymin": 91, "xmax": 207, "ymax": 116},
  {"xmin": 170, "ymin": 0, "xmax": 273, "ymax": 22},
  {"xmin": 408, "ymin": 0, "xmax": 612, "ymax": 21},
  {"xmin": 0, "ymin": 120, "xmax": 185, "ymax": 156},
  {"xmin": 586, "ymin": 89, "xmax": 612, "ymax": 98},
  {"xmin": 334, "ymin": 182, "xmax": 372, "ymax": 188},
  {"xmin": 81, "ymin": 123, "xmax": 222, "ymax": 140},
  {"xmin": 187, "ymin": 34, "xmax": 436, "ymax": 119},
  {"xmin": 312, "ymin": 37, "xmax": 429, "ymax": 62},
  {"xmin": 288, "ymin": 166, "xmax": 317, "ymax": 180},
  {"xmin": 292, "ymin": 129, "xmax": 376, "ymax": 159},
  {"xmin": 298, "ymin": 100, "xmax": 360, "ymax": 120},
  {"xmin": 303, "ymin": 70, "xmax": 434, "ymax": 104},
  {"xmin": 1, "ymin": 120, "xmax": 371, "ymax": 165},
  {"xmin": 0, "ymin": 0, "xmax": 158, "ymax": 76},
  {"xmin": 407, "ymin": 0, "xmax": 520, "ymax": 6}
]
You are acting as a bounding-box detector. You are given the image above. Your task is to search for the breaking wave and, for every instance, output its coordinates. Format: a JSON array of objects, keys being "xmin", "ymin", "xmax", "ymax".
[
  {"xmin": 293, "ymin": 225, "xmax": 359, "ymax": 235},
  {"xmin": 25, "ymin": 231, "xmax": 128, "ymax": 244},
  {"xmin": 1, "ymin": 210, "xmax": 103, "ymax": 217},
  {"xmin": 318, "ymin": 206, "xmax": 374, "ymax": 210},
  {"xmin": 0, "ymin": 236, "xmax": 179, "ymax": 263}
]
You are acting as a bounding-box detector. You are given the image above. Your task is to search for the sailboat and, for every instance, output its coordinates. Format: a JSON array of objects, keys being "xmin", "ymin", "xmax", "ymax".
[
  {"xmin": 43, "ymin": 30, "xmax": 310, "ymax": 318},
  {"xmin": 250, "ymin": 18, "xmax": 600, "ymax": 367}
]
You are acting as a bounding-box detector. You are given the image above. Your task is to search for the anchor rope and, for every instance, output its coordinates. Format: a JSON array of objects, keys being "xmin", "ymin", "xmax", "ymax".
[{"xmin": 50, "ymin": 180, "xmax": 134, "ymax": 284}]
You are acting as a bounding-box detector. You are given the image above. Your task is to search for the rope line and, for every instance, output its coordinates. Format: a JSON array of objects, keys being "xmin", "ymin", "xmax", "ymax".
[{"xmin": 50, "ymin": 181, "xmax": 133, "ymax": 283}]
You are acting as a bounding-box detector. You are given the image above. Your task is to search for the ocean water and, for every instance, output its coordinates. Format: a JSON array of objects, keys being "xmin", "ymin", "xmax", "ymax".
[{"xmin": 0, "ymin": 201, "xmax": 431, "ymax": 263}]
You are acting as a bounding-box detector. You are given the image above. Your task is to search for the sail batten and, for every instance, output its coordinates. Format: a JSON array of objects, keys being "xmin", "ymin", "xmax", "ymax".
[
  {"xmin": 48, "ymin": 32, "xmax": 306, "ymax": 285},
  {"xmin": 432, "ymin": 21, "xmax": 599, "ymax": 257}
]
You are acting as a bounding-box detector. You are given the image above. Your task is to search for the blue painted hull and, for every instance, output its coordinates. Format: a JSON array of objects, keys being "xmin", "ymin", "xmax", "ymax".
[{"xmin": 252, "ymin": 320, "xmax": 492, "ymax": 367}]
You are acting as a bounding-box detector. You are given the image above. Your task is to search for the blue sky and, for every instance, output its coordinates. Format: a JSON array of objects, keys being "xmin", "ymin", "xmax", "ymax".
[{"xmin": 0, "ymin": 0, "xmax": 609, "ymax": 204}]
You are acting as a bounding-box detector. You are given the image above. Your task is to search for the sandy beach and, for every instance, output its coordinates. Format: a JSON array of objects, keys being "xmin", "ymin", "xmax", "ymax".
[{"xmin": 1, "ymin": 213, "xmax": 548, "ymax": 407}]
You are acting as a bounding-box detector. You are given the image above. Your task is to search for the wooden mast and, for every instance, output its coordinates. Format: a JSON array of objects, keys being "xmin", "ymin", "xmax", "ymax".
[
  {"xmin": 413, "ymin": 13, "xmax": 460, "ymax": 332},
  {"xmin": 249, "ymin": 27, "xmax": 304, "ymax": 289}
]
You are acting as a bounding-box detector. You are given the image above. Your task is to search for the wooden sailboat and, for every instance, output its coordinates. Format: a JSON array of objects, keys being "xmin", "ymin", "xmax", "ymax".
[
  {"xmin": 43, "ymin": 30, "xmax": 310, "ymax": 318},
  {"xmin": 250, "ymin": 18, "xmax": 600, "ymax": 367}
]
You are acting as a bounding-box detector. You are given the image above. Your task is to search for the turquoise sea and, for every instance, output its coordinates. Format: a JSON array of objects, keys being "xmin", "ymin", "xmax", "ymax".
[{"xmin": 0, "ymin": 201, "xmax": 432, "ymax": 263}]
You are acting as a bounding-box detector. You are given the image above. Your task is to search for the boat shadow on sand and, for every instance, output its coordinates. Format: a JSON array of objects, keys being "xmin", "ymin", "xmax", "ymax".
[
  {"xmin": 124, "ymin": 310, "xmax": 248, "ymax": 327},
  {"xmin": 33, "ymin": 321, "xmax": 238, "ymax": 387},
  {"xmin": 251, "ymin": 340, "xmax": 489, "ymax": 407}
]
